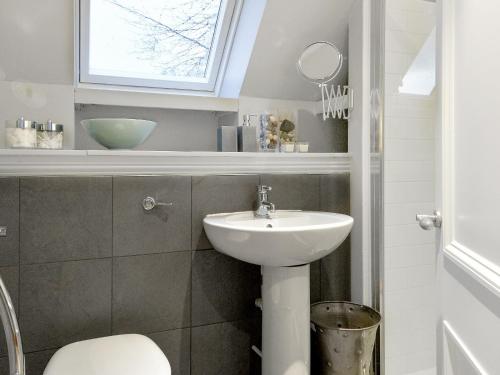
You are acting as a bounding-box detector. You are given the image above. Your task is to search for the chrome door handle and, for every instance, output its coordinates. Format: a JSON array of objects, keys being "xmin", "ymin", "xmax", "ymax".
[{"xmin": 416, "ymin": 210, "xmax": 442, "ymax": 230}]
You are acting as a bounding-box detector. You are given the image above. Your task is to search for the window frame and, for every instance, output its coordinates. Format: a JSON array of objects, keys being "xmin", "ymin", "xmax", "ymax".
[{"xmin": 78, "ymin": 0, "xmax": 238, "ymax": 93}]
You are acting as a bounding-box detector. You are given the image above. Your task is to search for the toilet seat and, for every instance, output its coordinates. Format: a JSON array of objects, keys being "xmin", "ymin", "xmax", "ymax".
[{"xmin": 43, "ymin": 334, "xmax": 171, "ymax": 375}]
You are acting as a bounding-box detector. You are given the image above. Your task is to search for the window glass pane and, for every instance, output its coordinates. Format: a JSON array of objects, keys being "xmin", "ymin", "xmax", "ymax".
[
  {"xmin": 398, "ymin": 28, "xmax": 436, "ymax": 96},
  {"xmin": 88, "ymin": 0, "xmax": 223, "ymax": 81}
]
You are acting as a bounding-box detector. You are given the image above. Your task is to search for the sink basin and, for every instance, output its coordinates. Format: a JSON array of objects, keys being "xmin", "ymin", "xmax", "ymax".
[
  {"xmin": 203, "ymin": 209, "xmax": 353, "ymax": 374},
  {"xmin": 203, "ymin": 210, "xmax": 353, "ymax": 267}
]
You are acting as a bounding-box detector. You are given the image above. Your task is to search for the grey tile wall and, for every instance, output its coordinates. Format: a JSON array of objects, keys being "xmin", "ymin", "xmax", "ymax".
[
  {"xmin": 0, "ymin": 173, "xmax": 349, "ymax": 375},
  {"xmin": 321, "ymin": 239, "xmax": 351, "ymax": 300},
  {"xmin": 113, "ymin": 176, "xmax": 191, "ymax": 256},
  {"xmin": 191, "ymin": 250, "xmax": 260, "ymax": 326},
  {"xmin": 0, "ymin": 266, "xmax": 19, "ymax": 357},
  {"xmin": 148, "ymin": 329, "xmax": 191, "ymax": 375},
  {"xmin": 320, "ymin": 173, "xmax": 350, "ymax": 215},
  {"xmin": 191, "ymin": 319, "xmax": 261, "ymax": 375},
  {"xmin": 0, "ymin": 178, "xmax": 19, "ymax": 266},
  {"xmin": 112, "ymin": 252, "xmax": 191, "ymax": 334},
  {"xmin": 20, "ymin": 259, "xmax": 112, "ymax": 352},
  {"xmin": 260, "ymin": 174, "xmax": 321, "ymax": 211},
  {"xmin": 192, "ymin": 175, "xmax": 259, "ymax": 250},
  {"xmin": 20, "ymin": 177, "xmax": 112, "ymax": 264},
  {"xmin": 320, "ymin": 173, "xmax": 351, "ymax": 300}
]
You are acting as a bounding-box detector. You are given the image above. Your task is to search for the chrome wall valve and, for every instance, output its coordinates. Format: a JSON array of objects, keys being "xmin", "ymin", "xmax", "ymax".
[{"xmin": 142, "ymin": 196, "xmax": 173, "ymax": 211}]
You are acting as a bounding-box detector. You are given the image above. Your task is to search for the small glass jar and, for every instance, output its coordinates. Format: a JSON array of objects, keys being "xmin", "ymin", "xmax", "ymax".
[
  {"xmin": 278, "ymin": 118, "xmax": 297, "ymax": 149},
  {"xmin": 258, "ymin": 114, "xmax": 279, "ymax": 152},
  {"xmin": 37, "ymin": 120, "xmax": 64, "ymax": 149},
  {"xmin": 296, "ymin": 142, "xmax": 309, "ymax": 153},
  {"xmin": 5, "ymin": 117, "xmax": 37, "ymax": 148}
]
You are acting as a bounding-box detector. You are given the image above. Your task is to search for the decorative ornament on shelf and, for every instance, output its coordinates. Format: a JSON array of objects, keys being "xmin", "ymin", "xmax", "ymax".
[
  {"xmin": 297, "ymin": 41, "xmax": 353, "ymax": 121},
  {"xmin": 277, "ymin": 115, "xmax": 297, "ymax": 152},
  {"xmin": 259, "ymin": 113, "xmax": 297, "ymax": 152}
]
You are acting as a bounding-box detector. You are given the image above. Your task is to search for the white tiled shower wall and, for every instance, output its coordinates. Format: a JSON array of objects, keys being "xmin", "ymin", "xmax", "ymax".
[{"xmin": 383, "ymin": 0, "xmax": 436, "ymax": 374}]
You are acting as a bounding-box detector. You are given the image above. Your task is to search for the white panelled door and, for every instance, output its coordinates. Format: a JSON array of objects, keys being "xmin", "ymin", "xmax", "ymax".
[{"xmin": 437, "ymin": 0, "xmax": 500, "ymax": 374}]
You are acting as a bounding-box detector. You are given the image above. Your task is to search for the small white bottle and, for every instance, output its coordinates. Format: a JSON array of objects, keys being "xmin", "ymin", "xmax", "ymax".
[{"xmin": 237, "ymin": 114, "xmax": 258, "ymax": 152}]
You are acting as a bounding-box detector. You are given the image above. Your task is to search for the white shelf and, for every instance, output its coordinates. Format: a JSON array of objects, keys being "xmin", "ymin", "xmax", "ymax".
[{"xmin": 0, "ymin": 149, "xmax": 351, "ymax": 176}]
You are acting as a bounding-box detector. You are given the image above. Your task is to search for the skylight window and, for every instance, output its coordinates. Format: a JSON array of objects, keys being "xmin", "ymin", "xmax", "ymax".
[
  {"xmin": 79, "ymin": 0, "xmax": 237, "ymax": 92},
  {"xmin": 398, "ymin": 28, "xmax": 436, "ymax": 96}
]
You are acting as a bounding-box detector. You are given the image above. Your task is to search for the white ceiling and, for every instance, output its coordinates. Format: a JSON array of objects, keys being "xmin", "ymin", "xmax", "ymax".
[{"xmin": 240, "ymin": 0, "xmax": 354, "ymax": 101}]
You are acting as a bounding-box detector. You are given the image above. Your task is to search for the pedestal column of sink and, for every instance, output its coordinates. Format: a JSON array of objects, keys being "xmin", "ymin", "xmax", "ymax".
[{"xmin": 261, "ymin": 264, "xmax": 310, "ymax": 375}]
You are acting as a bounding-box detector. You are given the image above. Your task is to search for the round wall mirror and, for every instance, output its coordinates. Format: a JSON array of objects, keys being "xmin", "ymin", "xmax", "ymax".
[{"xmin": 297, "ymin": 41, "xmax": 343, "ymax": 85}]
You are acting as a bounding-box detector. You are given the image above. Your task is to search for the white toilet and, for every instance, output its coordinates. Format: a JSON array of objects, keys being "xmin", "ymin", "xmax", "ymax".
[{"xmin": 43, "ymin": 334, "xmax": 171, "ymax": 375}]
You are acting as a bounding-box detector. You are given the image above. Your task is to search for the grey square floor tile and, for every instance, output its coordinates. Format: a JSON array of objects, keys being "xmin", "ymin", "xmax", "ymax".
[
  {"xmin": 192, "ymin": 175, "xmax": 259, "ymax": 250},
  {"xmin": 191, "ymin": 320, "xmax": 260, "ymax": 375},
  {"xmin": 320, "ymin": 173, "xmax": 350, "ymax": 214},
  {"xmin": 0, "ymin": 266, "xmax": 19, "ymax": 357},
  {"xmin": 321, "ymin": 238, "xmax": 350, "ymax": 301},
  {"xmin": 112, "ymin": 252, "xmax": 191, "ymax": 334},
  {"xmin": 20, "ymin": 177, "xmax": 112, "ymax": 264},
  {"xmin": 191, "ymin": 250, "xmax": 261, "ymax": 326},
  {"xmin": 0, "ymin": 178, "xmax": 19, "ymax": 266},
  {"xmin": 113, "ymin": 176, "xmax": 191, "ymax": 256},
  {"xmin": 148, "ymin": 329, "xmax": 190, "ymax": 375},
  {"xmin": 260, "ymin": 175, "xmax": 320, "ymax": 211},
  {"xmin": 20, "ymin": 259, "xmax": 112, "ymax": 352}
]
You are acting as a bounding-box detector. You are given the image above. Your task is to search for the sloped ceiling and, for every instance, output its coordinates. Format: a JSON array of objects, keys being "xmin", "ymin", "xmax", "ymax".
[{"xmin": 240, "ymin": 0, "xmax": 354, "ymax": 101}]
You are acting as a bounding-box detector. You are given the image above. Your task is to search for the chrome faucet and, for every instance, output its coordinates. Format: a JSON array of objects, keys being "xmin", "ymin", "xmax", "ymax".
[{"xmin": 255, "ymin": 185, "xmax": 275, "ymax": 218}]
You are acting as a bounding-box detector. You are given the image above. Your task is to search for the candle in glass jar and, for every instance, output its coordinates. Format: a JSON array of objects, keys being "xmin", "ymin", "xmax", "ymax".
[
  {"xmin": 36, "ymin": 120, "xmax": 64, "ymax": 149},
  {"xmin": 296, "ymin": 142, "xmax": 309, "ymax": 153}
]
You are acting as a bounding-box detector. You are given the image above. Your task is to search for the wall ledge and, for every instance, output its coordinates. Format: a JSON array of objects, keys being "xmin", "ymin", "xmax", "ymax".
[
  {"xmin": 0, "ymin": 149, "xmax": 351, "ymax": 176},
  {"xmin": 74, "ymin": 86, "xmax": 239, "ymax": 112}
]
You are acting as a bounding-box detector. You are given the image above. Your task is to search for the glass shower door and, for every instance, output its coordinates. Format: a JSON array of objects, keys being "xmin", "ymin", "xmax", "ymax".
[{"xmin": 381, "ymin": 0, "xmax": 438, "ymax": 374}]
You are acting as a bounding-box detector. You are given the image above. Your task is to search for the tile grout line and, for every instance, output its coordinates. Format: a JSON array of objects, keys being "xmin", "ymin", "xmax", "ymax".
[
  {"xmin": 17, "ymin": 178, "xmax": 21, "ymax": 319},
  {"xmin": 318, "ymin": 175, "xmax": 323, "ymax": 300},
  {"xmin": 110, "ymin": 176, "xmax": 114, "ymax": 336},
  {"xmin": 17, "ymin": 248, "xmax": 195, "ymax": 267},
  {"xmin": 189, "ymin": 176, "xmax": 193, "ymax": 375}
]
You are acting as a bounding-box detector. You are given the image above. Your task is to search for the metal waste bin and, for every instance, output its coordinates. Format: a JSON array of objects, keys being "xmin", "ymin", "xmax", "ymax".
[{"xmin": 311, "ymin": 301, "xmax": 381, "ymax": 375}]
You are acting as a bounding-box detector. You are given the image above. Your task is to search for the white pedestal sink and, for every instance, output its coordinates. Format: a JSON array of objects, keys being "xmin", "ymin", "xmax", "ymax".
[{"xmin": 203, "ymin": 210, "xmax": 353, "ymax": 375}]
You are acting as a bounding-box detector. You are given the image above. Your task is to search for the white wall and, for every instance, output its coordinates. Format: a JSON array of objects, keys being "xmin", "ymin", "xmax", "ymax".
[
  {"xmin": 0, "ymin": 0, "xmax": 73, "ymax": 84},
  {"xmin": 383, "ymin": 0, "xmax": 437, "ymax": 374},
  {"xmin": 75, "ymin": 105, "xmax": 220, "ymax": 151},
  {"xmin": 0, "ymin": 0, "xmax": 351, "ymax": 151},
  {"xmin": 240, "ymin": 0, "xmax": 353, "ymax": 101},
  {"xmin": 0, "ymin": 81, "xmax": 75, "ymax": 149},
  {"xmin": 0, "ymin": 0, "xmax": 75, "ymax": 148}
]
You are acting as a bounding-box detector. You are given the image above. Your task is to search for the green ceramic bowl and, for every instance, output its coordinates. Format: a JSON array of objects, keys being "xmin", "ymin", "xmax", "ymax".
[{"xmin": 81, "ymin": 118, "xmax": 157, "ymax": 149}]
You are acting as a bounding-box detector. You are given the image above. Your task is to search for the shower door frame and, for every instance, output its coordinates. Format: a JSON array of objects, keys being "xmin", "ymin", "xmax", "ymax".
[{"xmin": 370, "ymin": 0, "xmax": 385, "ymax": 373}]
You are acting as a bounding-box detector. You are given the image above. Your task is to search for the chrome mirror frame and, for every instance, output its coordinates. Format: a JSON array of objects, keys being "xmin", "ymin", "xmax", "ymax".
[{"xmin": 297, "ymin": 41, "xmax": 343, "ymax": 85}]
